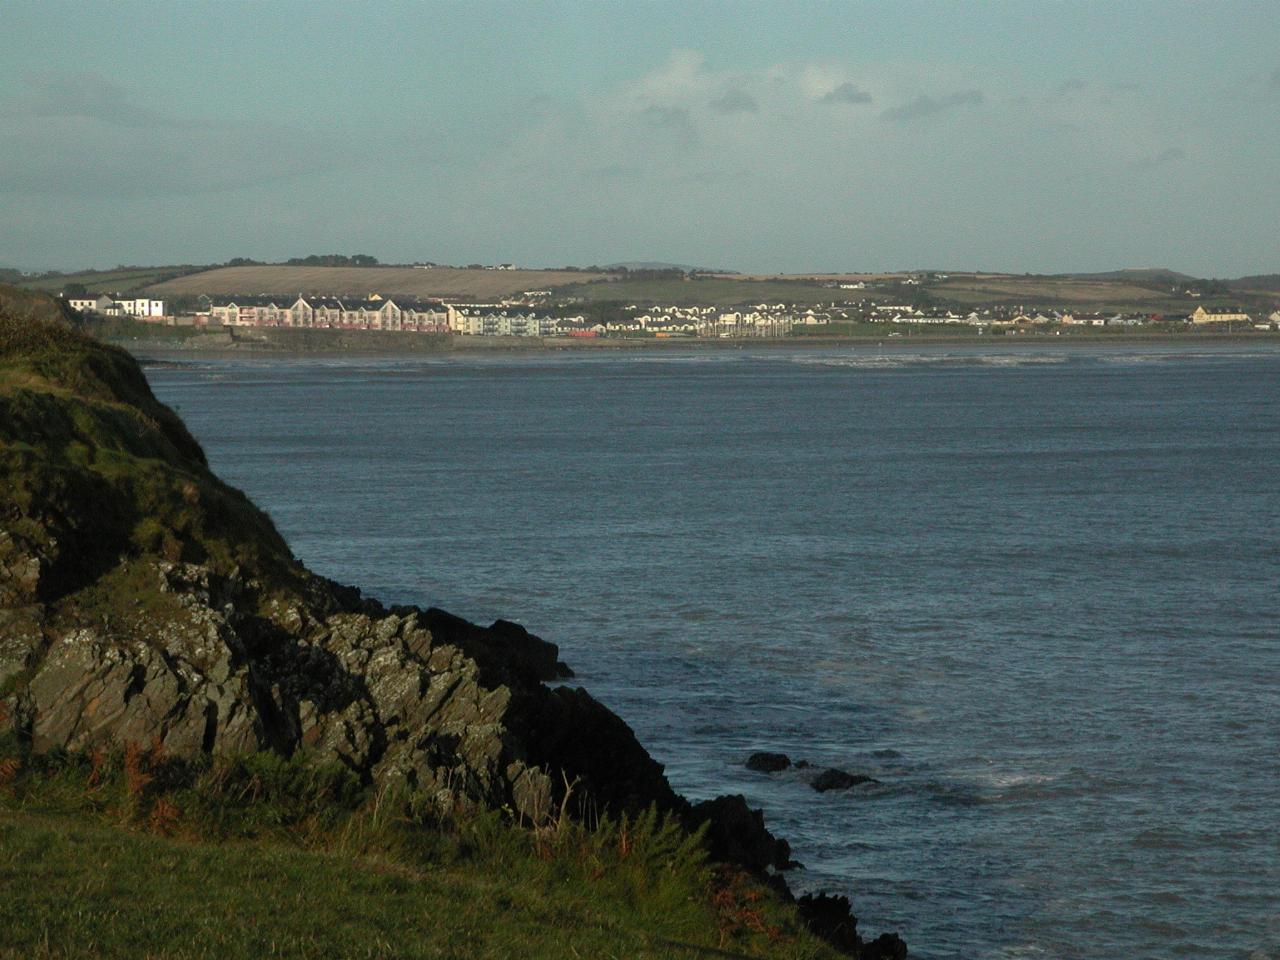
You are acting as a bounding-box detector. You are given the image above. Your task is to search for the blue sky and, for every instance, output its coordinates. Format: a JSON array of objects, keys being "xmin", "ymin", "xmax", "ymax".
[{"xmin": 2, "ymin": 0, "xmax": 1278, "ymax": 275}]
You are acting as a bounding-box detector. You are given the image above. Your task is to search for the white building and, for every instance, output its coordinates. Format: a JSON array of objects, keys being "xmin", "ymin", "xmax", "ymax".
[
  {"xmin": 66, "ymin": 294, "xmax": 116, "ymax": 314},
  {"xmin": 116, "ymin": 298, "xmax": 166, "ymax": 318}
]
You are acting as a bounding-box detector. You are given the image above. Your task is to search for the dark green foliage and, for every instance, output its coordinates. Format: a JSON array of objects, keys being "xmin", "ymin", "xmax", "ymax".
[{"xmin": 285, "ymin": 254, "xmax": 380, "ymax": 267}]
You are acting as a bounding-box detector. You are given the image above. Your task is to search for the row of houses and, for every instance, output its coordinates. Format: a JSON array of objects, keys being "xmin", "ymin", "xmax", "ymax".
[
  {"xmin": 868, "ymin": 306, "xmax": 1280, "ymax": 327},
  {"xmin": 68, "ymin": 290, "xmax": 1279, "ymax": 337},
  {"xmin": 205, "ymin": 295, "xmax": 451, "ymax": 332},
  {"xmin": 205, "ymin": 297, "xmax": 603, "ymax": 337},
  {"xmin": 67, "ymin": 294, "xmax": 166, "ymax": 318}
]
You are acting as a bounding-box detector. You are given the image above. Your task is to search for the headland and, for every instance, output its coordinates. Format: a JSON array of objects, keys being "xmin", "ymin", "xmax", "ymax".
[{"xmin": 0, "ymin": 284, "xmax": 907, "ymax": 957}]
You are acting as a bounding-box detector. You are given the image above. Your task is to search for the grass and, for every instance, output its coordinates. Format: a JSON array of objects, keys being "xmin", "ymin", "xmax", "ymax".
[
  {"xmin": 562, "ymin": 278, "xmax": 853, "ymax": 307},
  {"xmin": 86, "ymin": 317, "xmax": 226, "ymax": 342},
  {"xmin": 0, "ymin": 737, "xmax": 841, "ymax": 960}
]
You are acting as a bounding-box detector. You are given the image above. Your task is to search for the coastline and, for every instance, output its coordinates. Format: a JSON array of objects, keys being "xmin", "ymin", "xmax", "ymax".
[
  {"xmin": 2, "ymin": 287, "xmax": 908, "ymax": 958},
  {"xmin": 111, "ymin": 327, "xmax": 1280, "ymax": 358}
]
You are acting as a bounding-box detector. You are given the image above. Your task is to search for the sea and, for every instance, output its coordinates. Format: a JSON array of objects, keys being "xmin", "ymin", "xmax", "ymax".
[{"xmin": 143, "ymin": 342, "xmax": 1280, "ymax": 960}]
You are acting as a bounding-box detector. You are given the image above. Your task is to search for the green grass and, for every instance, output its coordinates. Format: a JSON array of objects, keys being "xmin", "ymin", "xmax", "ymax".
[
  {"xmin": 0, "ymin": 742, "xmax": 841, "ymax": 960},
  {"xmin": 561, "ymin": 278, "xmax": 854, "ymax": 307},
  {"xmin": 88, "ymin": 317, "xmax": 225, "ymax": 342}
]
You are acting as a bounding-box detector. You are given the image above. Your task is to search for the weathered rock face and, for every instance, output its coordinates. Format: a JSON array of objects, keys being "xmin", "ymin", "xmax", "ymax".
[{"xmin": 6, "ymin": 550, "xmax": 683, "ymax": 826}]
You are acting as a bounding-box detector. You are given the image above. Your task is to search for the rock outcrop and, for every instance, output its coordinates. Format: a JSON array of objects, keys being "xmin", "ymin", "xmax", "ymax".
[{"xmin": 0, "ymin": 289, "xmax": 784, "ymax": 842}]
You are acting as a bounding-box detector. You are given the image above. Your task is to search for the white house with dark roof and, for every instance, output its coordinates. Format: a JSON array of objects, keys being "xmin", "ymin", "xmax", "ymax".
[{"xmin": 66, "ymin": 294, "xmax": 116, "ymax": 314}]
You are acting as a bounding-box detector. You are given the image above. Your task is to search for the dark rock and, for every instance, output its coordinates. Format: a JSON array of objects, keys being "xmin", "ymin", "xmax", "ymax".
[
  {"xmin": 811, "ymin": 767, "xmax": 878, "ymax": 792},
  {"xmin": 794, "ymin": 759, "xmax": 811, "ymax": 769},
  {"xmin": 797, "ymin": 893, "xmax": 909, "ymax": 958},
  {"xmin": 863, "ymin": 932, "xmax": 909, "ymax": 960},
  {"xmin": 745, "ymin": 750, "xmax": 791, "ymax": 773},
  {"xmin": 690, "ymin": 794, "xmax": 792, "ymax": 872},
  {"xmin": 796, "ymin": 892, "xmax": 860, "ymax": 953}
]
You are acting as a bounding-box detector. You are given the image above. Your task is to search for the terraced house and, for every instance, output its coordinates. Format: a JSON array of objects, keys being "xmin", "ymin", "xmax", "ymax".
[{"xmin": 209, "ymin": 295, "xmax": 449, "ymax": 332}]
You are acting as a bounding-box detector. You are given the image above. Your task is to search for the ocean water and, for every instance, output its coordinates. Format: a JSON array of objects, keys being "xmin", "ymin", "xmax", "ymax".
[{"xmin": 144, "ymin": 343, "xmax": 1280, "ymax": 959}]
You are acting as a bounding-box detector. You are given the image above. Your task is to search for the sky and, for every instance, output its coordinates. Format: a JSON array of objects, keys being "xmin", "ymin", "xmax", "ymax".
[{"xmin": 2, "ymin": 0, "xmax": 1278, "ymax": 276}]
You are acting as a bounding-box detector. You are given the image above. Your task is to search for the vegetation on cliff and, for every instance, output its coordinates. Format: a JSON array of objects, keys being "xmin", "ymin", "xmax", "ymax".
[
  {"xmin": 0, "ymin": 742, "xmax": 839, "ymax": 960},
  {"xmin": 0, "ymin": 286, "xmax": 905, "ymax": 958}
]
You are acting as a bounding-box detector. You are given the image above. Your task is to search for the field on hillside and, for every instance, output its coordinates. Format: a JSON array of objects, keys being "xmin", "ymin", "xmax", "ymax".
[
  {"xmin": 563, "ymin": 277, "xmax": 855, "ymax": 306},
  {"xmin": 146, "ymin": 266, "xmax": 607, "ymax": 300},
  {"xmin": 19, "ymin": 265, "xmax": 206, "ymax": 294},
  {"xmin": 929, "ymin": 274, "xmax": 1188, "ymax": 307}
]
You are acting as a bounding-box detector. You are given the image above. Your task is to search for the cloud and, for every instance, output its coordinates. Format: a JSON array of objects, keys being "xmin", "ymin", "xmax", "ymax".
[
  {"xmin": 709, "ymin": 88, "xmax": 759, "ymax": 114},
  {"xmin": 819, "ymin": 82, "xmax": 873, "ymax": 106},
  {"xmin": 639, "ymin": 105, "xmax": 699, "ymax": 148},
  {"xmin": 13, "ymin": 72, "xmax": 180, "ymax": 128},
  {"xmin": 636, "ymin": 49, "xmax": 705, "ymax": 101},
  {"xmin": 0, "ymin": 71, "xmax": 357, "ymax": 196},
  {"xmin": 1131, "ymin": 147, "xmax": 1186, "ymax": 170},
  {"xmin": 880, "ymin": 89, "xmax": 984, "ymax": 121}
]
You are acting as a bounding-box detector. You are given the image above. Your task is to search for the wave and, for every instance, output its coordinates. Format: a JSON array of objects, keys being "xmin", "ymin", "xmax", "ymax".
[
  {"xmin": 1098, "ymin": 350, "xmax": 1280, "ymax": 365},
  {"xmin": 787, "ymin": 353, "xmax": 1072, "ymax": 369}
]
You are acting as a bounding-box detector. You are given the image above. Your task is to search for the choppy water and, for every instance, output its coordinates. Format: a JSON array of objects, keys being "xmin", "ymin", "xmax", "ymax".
[{"xmin": 144, "ymin": 343, "xmax": 1280, "ymax": 959}]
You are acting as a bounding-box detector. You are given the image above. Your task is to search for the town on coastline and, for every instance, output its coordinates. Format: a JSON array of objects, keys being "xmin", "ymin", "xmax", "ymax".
[{"xmin": 64, "ymin": 289, "xmax": 1280, "ymax": 339}]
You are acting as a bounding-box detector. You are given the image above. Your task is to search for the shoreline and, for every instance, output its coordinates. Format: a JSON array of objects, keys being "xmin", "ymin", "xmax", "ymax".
[{"xmin": 113, "ymin": 328, "xmax": 1280, "ymax": 358}]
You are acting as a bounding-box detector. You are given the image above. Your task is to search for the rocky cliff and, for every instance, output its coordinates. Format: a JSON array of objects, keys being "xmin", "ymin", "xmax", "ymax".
[{"xmin": 0, "ymin": 288, "xmax": 903, "ymax": 957}]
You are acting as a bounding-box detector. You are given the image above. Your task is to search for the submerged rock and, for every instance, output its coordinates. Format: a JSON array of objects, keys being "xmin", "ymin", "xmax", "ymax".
[
  {"xmin": 811, "ymin": 768, "xmax": 878, "ymax": 793},
  {"xmin": 746, "ymin": 750, "xmax": 792, "ymax": 773}
]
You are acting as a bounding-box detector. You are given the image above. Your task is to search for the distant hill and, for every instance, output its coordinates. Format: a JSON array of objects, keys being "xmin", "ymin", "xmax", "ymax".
[
  {"xmin": 17, "ymin": 264, "xmax": 210, "ymax": 295},
  {"xmin": 145, "ymin": 265, "xmax": 609, "ymax": 299},
  {"xmin": 603, "ymin": 261, "xmax": 727, "ymax": 273},
  {"xmin": 1229, "ymin": 274, "xmax": 1280, "ymax": 291},
  {"xmin": 1055, "ymin": 268, "xmax": 1198, "ymax": 284}
]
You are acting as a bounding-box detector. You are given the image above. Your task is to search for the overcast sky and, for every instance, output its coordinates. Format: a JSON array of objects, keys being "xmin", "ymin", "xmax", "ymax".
[{"xmin": 2, "ymin": 0, "xmax": 1278, "ymax": 276}]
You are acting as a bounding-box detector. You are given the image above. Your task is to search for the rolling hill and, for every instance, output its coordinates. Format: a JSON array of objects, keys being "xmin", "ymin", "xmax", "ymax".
[{"xmin": 145, "ymin": 265, "xmax": 607, "ymax": 300}]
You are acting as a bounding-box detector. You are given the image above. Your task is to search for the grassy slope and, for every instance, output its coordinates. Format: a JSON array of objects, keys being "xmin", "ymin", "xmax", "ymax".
[
  {"xmin": 563, "ymin": 278, "xmax": 851, "ymax": 306},
  {"xmin": 83, "ymin": 316, "xmax": 229, "ymax": 342},
  {"xmin": 1, "ymin": 810, "xmax": 803, "ymax": 960},
  {"xmin": 0, "ymin": 289, "xmax": 301, "ymax": 603},
  {"xmin": 144, "ymin": 266, "xmax": 608, "ymax": 300},
  {"xmin": 17, "ymin": 266, "xmax": 209, "ymax": 295},
  {"xmin": 0, "ymin": 742, "xmax": 840, "ymax": 960}
]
